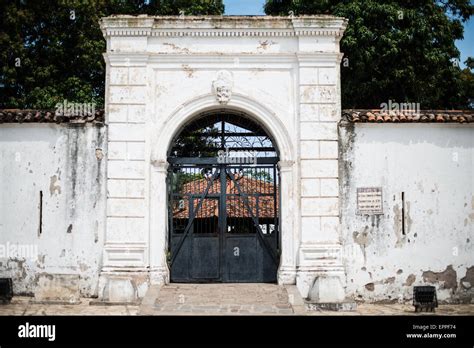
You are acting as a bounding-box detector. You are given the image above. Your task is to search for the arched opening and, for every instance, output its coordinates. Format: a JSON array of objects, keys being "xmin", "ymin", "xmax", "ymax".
[{"xmin": 166, "ymin": 110, "xmax": 281, "ymax": 283}]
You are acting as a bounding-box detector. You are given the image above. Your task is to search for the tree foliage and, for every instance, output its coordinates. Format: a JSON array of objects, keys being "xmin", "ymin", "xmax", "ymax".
[
  {"xmin": 0, "ymin": 0, "xmax": 224, "ymax": 108},
  {"xmin": 265, "ymin": 0, "xmax": 474, "ymax": 109}
]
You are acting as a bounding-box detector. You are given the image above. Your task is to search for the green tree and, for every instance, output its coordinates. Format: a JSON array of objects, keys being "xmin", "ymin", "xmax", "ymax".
[
  {"xmin": 145, "ymin": 0, "xmax": 224, "ymax": 15},
  {"xmin": 264, "ymin": 0, "xmax": 473, "ymax": 109},
  {"xmin": 0, "ymin": 0, "xmax": 224, "ymax": 109},
  {"xmin": 460, "ymin": 57, "xmax": 474, "ymax": 108},
  {"xmin": 465, "ymin": 57, "xmax": 474, "ymax": 70}
]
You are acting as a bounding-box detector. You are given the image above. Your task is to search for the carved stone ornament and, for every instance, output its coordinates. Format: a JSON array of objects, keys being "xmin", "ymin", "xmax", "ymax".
[{"xmin": 212, "ymin": 70, "xmax": 233, "ymax": 104}]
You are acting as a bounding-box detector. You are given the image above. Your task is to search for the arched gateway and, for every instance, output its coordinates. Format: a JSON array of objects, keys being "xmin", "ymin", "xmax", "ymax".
[
  {"xmin": 167, "ymin": 111, "xmax": 280, "ymax": 282},
  {"xmin": 99, "ymin": 15, "xmax": 347, "ymax": 303}
]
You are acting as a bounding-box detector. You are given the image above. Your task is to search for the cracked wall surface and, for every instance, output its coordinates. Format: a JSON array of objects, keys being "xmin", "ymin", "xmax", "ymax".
[
  {"xmin": 0, "ymin": 124, "xmax": 106, "ymax": 297},
  {"xmin": 339, "ymin": 122, "xmax": 474, "ymax": 303}
]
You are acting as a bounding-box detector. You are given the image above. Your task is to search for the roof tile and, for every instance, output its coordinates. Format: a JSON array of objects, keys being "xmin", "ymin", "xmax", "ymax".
[
  {"xmin": 2, "ymin": 109, "xmax": 473, "ymax": 125},
  {"xmin": 343, "ymin": 110, "xmax": 473, "ymax": 124},
  {"xmin": 0, "ymin": 109, "xmax": 104, "ymax": 124}
]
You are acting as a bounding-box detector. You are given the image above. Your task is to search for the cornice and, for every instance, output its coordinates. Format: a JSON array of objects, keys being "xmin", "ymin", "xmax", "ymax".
[{"xmin": 100, "ymin": 15, "xmax": 348, "ymax": 39}]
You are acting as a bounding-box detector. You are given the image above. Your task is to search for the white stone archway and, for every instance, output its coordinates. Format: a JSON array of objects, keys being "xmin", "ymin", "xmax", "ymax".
[
  {"xmin": 148, "ymin": 93, "xmax": 298, "ymax": 285},
  {"xmin": 99, "ymin": 15, "xmax": 347, "ymax": 303}
]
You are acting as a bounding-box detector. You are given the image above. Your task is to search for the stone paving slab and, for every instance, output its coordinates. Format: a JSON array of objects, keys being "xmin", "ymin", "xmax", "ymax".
[
  {"xmin": 143, "ymin": 283, "xmax": 294, "ymax": 315},
  {"xmin": 0, "ymin": 296, "xmax": 139, "ymax": 316},
  {"xmin": 316, "ymin": 303, "xmax": 474, "ymax": 316}
]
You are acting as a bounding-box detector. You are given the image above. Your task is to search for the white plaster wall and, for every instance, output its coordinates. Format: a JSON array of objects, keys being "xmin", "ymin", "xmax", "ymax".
[
  {"xmin": 0, "ymin": 124, "xmax": 106, "ymax": 296},
  {"xmin": 147, "ymin": 36, "xmax": 299, "ymax": 54},
  {"xmin": 151, "ymin": 69, "xmax": 295, "ymax": 136},
  {"xmin": 340, "ymin": 123, "xmax": 474, "ymax": 303}
]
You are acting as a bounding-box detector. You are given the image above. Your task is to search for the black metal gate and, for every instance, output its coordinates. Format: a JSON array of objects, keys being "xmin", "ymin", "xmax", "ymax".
[{"xmin": 167, "ymin": 112, "xmax": 280, "ymax": 283}]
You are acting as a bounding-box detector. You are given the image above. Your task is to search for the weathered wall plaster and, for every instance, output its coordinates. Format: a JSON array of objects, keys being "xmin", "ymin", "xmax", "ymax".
[
  {"xmin": 0, "ymin": 124, "xmax": 106, "ymax": 298},
  {"xmin": 340, "ymin": 123, "xmax": 474, "ymax": 303}
]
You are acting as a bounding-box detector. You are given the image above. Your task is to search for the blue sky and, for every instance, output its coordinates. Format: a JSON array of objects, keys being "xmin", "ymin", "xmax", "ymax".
[
  {"xmin": 224, "ymin": 0, "xmax": 265, "ymax": 15},
  {"xmin": 224, "ymin": 0, "xmax": 473, "ymax": 68},
  {"xmin": 456, "ymin": 19, "xmax": 474, "ymax": 68}
]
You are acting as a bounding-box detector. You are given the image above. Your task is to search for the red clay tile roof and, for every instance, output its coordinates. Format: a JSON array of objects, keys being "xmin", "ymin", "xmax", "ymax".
[
  {"xmin": 343, "ymin": 110, "xmax": 474, "ymax": 123},
  {"xmin": 173, "ymin": 174, "xmax": 277, "ymax": 219},
  {"xmin": 2, "ymin": 109, "xmax": 472, "ymax": 124},
  {"xmin": 0, "ymin": 109, "xmax": 104, "ymax": 124}
]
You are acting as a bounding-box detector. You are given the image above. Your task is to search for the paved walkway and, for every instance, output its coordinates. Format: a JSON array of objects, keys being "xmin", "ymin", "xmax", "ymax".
[
  {"xmin": 310, "ymin": 303, "xmax": 474, "ymax": 316},
  {"xmin": 0, "ymin": 296, "xmax": 139, "ymax": 315},
  {"xmin": 0, "ymin": 284, "xmax": 473, "ymax": 316},
  {"xmin": 140, "ymin": 283, "xmax": 294, "ymax": 315}
]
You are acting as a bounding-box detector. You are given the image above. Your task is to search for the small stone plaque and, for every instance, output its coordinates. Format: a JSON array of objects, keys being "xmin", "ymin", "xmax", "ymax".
[{"xmin": 357, "ymin": 187, "xmax": 383, "ymax": 215}]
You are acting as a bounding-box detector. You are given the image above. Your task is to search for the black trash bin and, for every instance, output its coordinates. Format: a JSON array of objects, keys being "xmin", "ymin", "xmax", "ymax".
[
  {"xmin": 413, "ymin": 285, "xmax": 438, "ymax": 312},
  {"xmin": 0, "ymin": 278, "xmax": 13, "ymax": 304}
]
